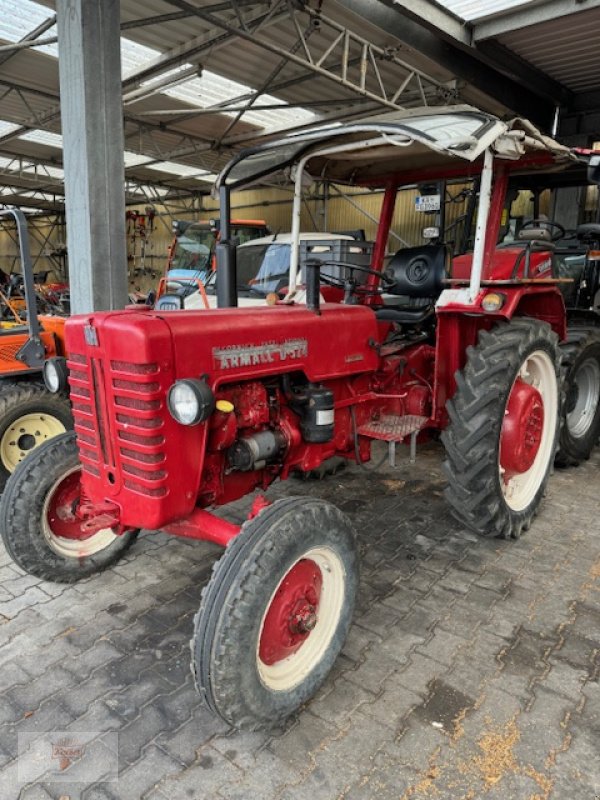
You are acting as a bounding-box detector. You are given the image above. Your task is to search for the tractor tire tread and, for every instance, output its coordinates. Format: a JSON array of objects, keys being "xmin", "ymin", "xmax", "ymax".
[
  {"xmin": 0, "ymin": 432, "xmax": 138, "ymax": 582},
  {"xmin": 442, "ymin": 319, "xmax": 561, "ymax": 540},
  {"xmin": 191, "ymin": 497, "xmax": 357, "ymax": 730}
]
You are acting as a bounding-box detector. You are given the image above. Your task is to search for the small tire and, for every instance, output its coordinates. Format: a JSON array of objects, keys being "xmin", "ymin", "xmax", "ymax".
[
  {"xmin": 0, "ymin": 381, "xmax": 73, "ymax": 491},
  {"xmin": 0, "ymin": 432, "xmax": 138, "ymax": 582},
  {"xmin": 555, "ymin": 325, "xmax": 600, "ymax": 466},
  {"xmin": 192, "ymin": 497, "xmax": 358, "ymax": 730},
  {"xmin": 442, "ymin": 319, "xmax": 561, "ymax": 540}
]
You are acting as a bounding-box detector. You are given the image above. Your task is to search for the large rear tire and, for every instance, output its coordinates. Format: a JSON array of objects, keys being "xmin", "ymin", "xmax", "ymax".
[
  {"xmin": 192, "ymin": 497, "xmax": 358, "ymax": 730},
  {"xmin": 555, "ymin": 325, "xmax": 600, "ymax": 466},
  {"xmin": 442, "ymin": 319, "xmax": 560, "ymax": 540},
  {"xmin": 0, "ymin": 381, "xmax": 73, "ymax": 491},
  {"xmin": 0, "ymin": 432, "xmax": 138, "ymax": 582}
]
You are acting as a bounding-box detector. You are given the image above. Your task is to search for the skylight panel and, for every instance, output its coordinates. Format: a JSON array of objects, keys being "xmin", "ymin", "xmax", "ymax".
[
  {"xmin": 438, "ymin": 0, "xmax": 535, "ymax": 22},
  {"xmin": 124, "ymin": 151, "xmax": 154, "ymax": 168},
  {"xmin": 164, "ymin": 69, "xmax": 317, "ymax": 130},
  {"xmin": 0, "ymin": 0, "xmax": 53, "ymax": 44},
  {"xmin": 145, "ymin": 161, "xmax": 210, "ymax": 178},
  {"xmin": 20, "ymin": 129, "xmax": 63, "ymax": 148},
  {"xmin": 0, "ymin": 120, "xmax": 21, "ymax": 138},
  {"xmin": 121, "ymin": 37, "xmax": 163, "ymax": 79}
]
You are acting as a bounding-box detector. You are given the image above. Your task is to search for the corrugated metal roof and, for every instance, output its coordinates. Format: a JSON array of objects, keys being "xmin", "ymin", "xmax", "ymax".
[
  {"xmin": 0, "ymin": 0, "xmax": 594, "ymax": 213},
  {"xmin": 497, "ymin": 7, "xmax": 600, "ymax": 92}
]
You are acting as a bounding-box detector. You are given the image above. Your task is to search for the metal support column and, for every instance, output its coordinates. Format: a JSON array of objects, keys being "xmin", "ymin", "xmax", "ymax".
[{"xmin": 56, "ymin": 0, "xmax": 128, "ymax": 314}]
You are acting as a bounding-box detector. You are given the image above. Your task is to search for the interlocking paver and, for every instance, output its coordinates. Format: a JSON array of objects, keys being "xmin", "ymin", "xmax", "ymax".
[{"xmin": 1, "ymin": 443, "xmax": 598, "ymax": 799}]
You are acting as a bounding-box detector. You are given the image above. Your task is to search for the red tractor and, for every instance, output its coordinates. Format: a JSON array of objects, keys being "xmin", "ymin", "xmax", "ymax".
[{"xmin": 0, "ymin": 107, "xmax": 588, "ymax": 729}]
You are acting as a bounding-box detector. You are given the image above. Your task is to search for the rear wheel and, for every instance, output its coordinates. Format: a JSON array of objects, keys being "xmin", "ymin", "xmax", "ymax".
[
  {"xmin": 555, "ymin": 325, "xmax": 600, "ymax": 466},
  {"xmin": 0, "ymin": 381, "xmax": 73, "ymax": 491},
  {"xmin": 192, "ymin": 497, "xmax": 358, "ymax": 730},
  {"xmin": 0, "ymin": 432, "xmax": 138, "ymax": 582},
  {"xmin": 442, "ymin": 319, "xmax": 560, "ymax": 539}
]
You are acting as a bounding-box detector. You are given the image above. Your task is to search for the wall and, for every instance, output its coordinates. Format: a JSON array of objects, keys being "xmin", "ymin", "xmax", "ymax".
[{"xmin": 0, "ymin": 181, "xmax": 475, "ymax": 295}]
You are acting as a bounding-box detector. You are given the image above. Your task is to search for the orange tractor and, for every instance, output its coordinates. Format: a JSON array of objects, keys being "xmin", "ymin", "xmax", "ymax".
[{"xmin": 0, "ymin": 208, "xmax": 72, "ymax": 490}]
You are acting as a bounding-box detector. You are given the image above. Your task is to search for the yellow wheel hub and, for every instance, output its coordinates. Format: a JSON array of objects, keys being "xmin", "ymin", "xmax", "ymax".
[{"xmin": 0, "ymin": 412, "xmax": 66, "ymax": 473}]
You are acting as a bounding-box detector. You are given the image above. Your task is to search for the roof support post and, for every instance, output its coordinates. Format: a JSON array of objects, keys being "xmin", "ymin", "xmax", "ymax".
[
  {"xmin": 56, "ymin": 0, "xmax": 128, "ymax": 314},
  {"xmin": 469, "ymin": 148, "xmax": 494, "ymax": 302}
]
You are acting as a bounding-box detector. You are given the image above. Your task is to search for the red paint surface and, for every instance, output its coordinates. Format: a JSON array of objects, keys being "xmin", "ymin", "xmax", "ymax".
[
  {"xmin": 500, "ymin": 379, "xmax": 544, "ymax": 481},
  {"xmin": 259, "ymin": 558, "xmax": 322, "ymax": 666}
]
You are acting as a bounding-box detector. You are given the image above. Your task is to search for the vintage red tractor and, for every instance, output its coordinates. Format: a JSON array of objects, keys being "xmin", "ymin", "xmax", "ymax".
[{"xmin": 0, "ymin": 107, "xmax": 588, "ymax": 729}]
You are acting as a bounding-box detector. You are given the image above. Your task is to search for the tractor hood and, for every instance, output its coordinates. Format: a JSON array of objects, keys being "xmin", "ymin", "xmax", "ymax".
[{"xmin": 217, "ymin": 106, "xmax": 576, "ymax": 190}]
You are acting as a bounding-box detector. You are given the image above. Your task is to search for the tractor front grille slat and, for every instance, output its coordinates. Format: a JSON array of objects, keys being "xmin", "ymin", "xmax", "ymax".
[{"xmin": 68, "ymin": 354, "xmax": 167, "ymax": 496}]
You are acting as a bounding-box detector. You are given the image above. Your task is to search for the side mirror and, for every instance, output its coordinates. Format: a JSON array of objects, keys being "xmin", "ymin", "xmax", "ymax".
[{"xmin": 587, "ymin": 154, "xmax": 600, "ymax": 184}]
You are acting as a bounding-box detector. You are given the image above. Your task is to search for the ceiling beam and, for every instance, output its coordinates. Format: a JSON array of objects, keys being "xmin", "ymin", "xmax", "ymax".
[
  {"xmin": 0, "ymin": 14, "xmax": 57, "ymax": 68},
  {"xmin": 335, "ymin": 0, "xmax": 556, "ymax": 129},
  {"xmin": 121, "ymin": 1, "xmax": 282, "ymax": 89},
  {"xmin": 166, "ymin": 0, "xmax": 454, "ymax": 113},
  {"xmin": 474, "ymin": 39, "xmax": 572, "ymax": 105},
  {"xmin": 384, "ymin": 0, "xmax": 470, "ymax": 45},
  {"xmin": 473, "ymin": 0, "xmax": 600, "ymax": 41}
]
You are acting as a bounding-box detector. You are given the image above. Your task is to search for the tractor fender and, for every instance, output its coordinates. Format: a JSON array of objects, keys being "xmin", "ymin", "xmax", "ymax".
[{"xmin": 433, "ymin": 285, "xmax": 566, "ymax": 423}]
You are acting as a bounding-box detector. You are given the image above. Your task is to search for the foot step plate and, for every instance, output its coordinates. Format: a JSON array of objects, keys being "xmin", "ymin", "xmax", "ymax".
[{"xmin": 357, "ymin": 414, "xmax": 428, "ymax": 442}]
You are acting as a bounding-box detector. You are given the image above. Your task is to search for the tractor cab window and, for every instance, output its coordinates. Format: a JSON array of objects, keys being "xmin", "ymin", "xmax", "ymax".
[
  {"xmin": 171, "ymin": 227, "xmax": 212, "ymax": 277},
  {"xmin": 237, "ymin": 243, "xmax": 291, "ymax": 294}
]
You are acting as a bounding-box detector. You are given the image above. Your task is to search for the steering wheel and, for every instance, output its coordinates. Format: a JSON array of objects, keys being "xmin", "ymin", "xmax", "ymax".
[
  {"xmin": 317, "ymin": 261, "xmax": 396, "ymax": 302},
  {"xmin": 520, "ymin": 218, "xmax": 566, "ymax": 242}
]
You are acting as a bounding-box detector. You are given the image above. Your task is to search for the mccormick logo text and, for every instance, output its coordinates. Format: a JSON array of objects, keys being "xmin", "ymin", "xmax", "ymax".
[{"xmin": 213, "ymin": 338, "xmax": 308, "ymax": 369}]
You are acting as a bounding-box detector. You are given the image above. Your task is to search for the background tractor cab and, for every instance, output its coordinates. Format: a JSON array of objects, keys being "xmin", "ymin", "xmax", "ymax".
[
  {"xmin": 165, "ymin": 218, "xmax": 269, "ymax": 284},
  {"xmin": 179, "ymin": 232, "xmax": 373, "ymax": 310},
  {"xmin": 5, "ymin": 106, "xmax": 596, "ymax": 734}
]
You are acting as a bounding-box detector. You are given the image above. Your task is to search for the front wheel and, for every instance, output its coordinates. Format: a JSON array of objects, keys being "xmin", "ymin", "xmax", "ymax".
[
  {"xmin": 0, "ymin": 381, "xmax": 73, "ymax": 491},
  {"xmin": 442, "ymin": 319, "xmax": 561, "ymax": 540},
  {"xmin": 555, "ymin": 326, "xmax": 600, "ymax": 466},
  {"xmin": 192, "ymin": 497, "xmax": 358, "ymax": 730},
  {"xmin": 0, "ymin": 432, "xmax": 138, "ymax": 582}
]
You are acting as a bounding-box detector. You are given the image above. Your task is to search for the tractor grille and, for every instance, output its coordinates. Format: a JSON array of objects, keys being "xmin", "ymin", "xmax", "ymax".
[{"xmin": 67, "ymin": 353, "xmax": 168, "ymax": 497}]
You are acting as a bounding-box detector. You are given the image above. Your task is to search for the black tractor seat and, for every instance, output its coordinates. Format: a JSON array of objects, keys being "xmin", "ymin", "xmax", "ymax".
[
  {"xmin": 577, "ymin": 223, "xmax": 600, "ymax": 242},
  {"xmin": 374, "ymin": 305, "xmax": 435, "ymax": 324},
  {"xmin": 374, "ymin": 244, "xmax": 447, "ymax": 324}
]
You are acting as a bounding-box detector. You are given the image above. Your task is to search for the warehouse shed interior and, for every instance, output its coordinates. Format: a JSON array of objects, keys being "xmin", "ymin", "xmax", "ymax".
[{"xmin": 0, "ymin": 2, "xmax": 599, "ymax": 799}]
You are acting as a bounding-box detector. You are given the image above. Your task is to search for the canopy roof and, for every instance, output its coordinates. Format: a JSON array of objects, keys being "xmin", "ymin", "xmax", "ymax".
[{"xmin": 217, "ymin": 105, "xmax": 577, "ymax": 190}]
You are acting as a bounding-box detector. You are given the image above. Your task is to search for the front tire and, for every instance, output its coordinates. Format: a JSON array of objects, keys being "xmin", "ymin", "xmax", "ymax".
[
  {"xmin": 555, "ymin": 325, "xmax": 600, "ymax": 466},
  {"xmin": 0, "ymin": 432, "xmax": 138, "ymax": 582},
  {"xmin": 442, "ymin": 319, "xmax": 560, "ymax": 540},
  {"xmin": 0, "ymin": 381, "xmax": 73, "ymax": 491},
  {"xmin": 192, "ymin": 497, "xmax": 358, "ymax": 730}
]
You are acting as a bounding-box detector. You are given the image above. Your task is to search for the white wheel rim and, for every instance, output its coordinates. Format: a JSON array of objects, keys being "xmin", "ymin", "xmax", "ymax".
[
  {"xmin": 499, "ymin": 349, "xmax": 558, "ymax": 512},
  {"xmin": 567, "ymin": 357, "xmax": 600, "ymax": 438},
  {"xmin": 0, "ymin": 412, "xmax": 66, "ymax": 472},
  {"xmin": 257, "ymin": 546, "xmax": 346, "ymax": 693},
  {"xmin": 42, "ymin": 466, "xmax": 118, "ymax": 559}
]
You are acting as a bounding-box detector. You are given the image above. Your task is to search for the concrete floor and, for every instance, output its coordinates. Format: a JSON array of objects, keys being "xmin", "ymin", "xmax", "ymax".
[{"xmin": 0, "ymin": 442, "xmax": 598, "ymax": 800}]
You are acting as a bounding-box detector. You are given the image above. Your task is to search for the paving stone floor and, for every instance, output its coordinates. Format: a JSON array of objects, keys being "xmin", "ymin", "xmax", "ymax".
[{"xmin": 0, "ymin": 441, "xmax": 598, "ymax": 800}]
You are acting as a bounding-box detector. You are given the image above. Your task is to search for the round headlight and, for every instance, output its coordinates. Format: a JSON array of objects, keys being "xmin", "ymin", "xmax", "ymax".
[
  {"xmin": 481, "ymin": 292, "xmax": 506, "ymax": 312},
  {"xmin": 43, "ymin": 357, "xmax": 68, "ymax": 394},
  {"xmin": 167, "ymin": 379, "xmax": 215, "ymax": 426}
]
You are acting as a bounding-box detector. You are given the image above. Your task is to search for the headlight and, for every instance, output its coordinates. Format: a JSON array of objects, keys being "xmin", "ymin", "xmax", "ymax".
[
  {"xmin": 481, "ymin": 292, "xmax": 506, "ymax": 312},
  {"xmin": 167, "ymin": 379, "xmax": 215, "ymax": 426},
  {"xmin": 43, "ymin": 357, "xmax": 68, "ymax": 393}
]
